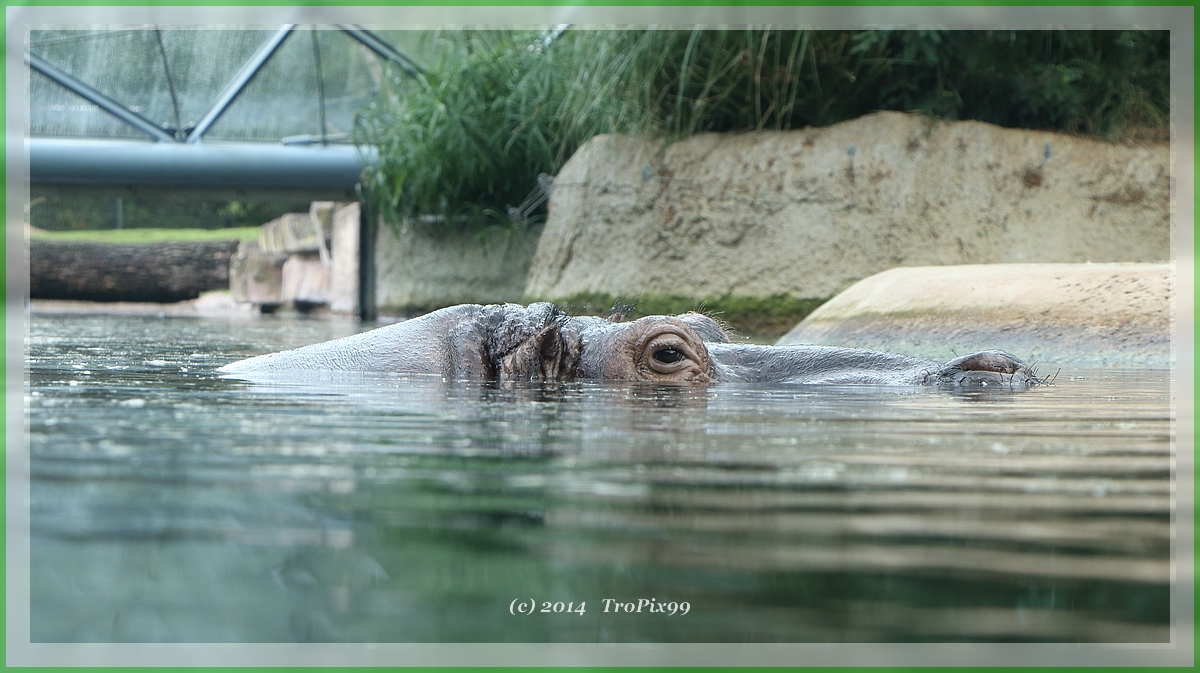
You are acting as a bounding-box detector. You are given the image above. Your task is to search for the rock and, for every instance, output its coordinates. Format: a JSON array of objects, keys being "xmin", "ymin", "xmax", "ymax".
[
  {"xmin": 229, "ymin": 240, "xmax": 286, "ymax": 306},
  {"xmin": 329, "ymin": 202, "xmax": 360, "ymax": 315},
  {"xmin": 234, "ymin": 202, "xmax": 360, "ymax": 313},
  {"xmin": 525, "ymin": 111, "xmax": 1169, "ymax": 306},
  {"xmin": 310, "ymin": 201, "xmax": 337, "ymax": 237},
  {"xmin": 281, "ymin": 254, "xmax": 331, "ymax": 305},
  {"xmin": 777, "ymin": 263, "xmax": 1172, "ymax": 367},
  {"xmin": 259, "ymin": 212, "xmax": 328, "ymax": 255}
]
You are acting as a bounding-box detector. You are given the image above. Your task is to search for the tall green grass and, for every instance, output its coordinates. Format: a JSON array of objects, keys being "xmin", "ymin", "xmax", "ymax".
[
  {"xmin": 355, "ymin": 31, "xmax": 569, "ymax": 226},
  {"xmin": 353, "ymin": 29, "xmax": 1169, "ymax": 229}
]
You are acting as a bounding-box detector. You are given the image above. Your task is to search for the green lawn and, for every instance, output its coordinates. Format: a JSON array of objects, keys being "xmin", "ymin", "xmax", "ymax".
[{"xmin": 28, "ymin": 227, "xmax": 260, "ymax": 244}]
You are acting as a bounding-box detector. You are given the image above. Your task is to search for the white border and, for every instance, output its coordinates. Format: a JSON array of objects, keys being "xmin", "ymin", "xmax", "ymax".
[{"xmin": 6, "ymin": 5, "xmax": 1194, "ymax": 667}]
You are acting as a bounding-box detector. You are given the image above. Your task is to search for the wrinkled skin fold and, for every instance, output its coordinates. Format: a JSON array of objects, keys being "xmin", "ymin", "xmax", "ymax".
[{"xmin": 220, "ymin": 303, "xmax": 1040, "ymax": 387}]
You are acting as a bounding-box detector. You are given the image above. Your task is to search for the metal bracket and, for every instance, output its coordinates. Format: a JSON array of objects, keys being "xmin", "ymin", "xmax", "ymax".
[{"xmin": 29, "ymin": 25, "xmax": 422, "ymax": 145}]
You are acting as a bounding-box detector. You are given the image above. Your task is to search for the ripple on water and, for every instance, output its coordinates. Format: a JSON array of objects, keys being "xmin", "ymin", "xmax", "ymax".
[{"xmin": 24, "ymin": 314, "xmax": 1173, "ymax": 643}]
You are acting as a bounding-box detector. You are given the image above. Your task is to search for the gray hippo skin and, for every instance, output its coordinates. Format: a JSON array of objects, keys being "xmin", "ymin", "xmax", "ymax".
[{"xmin": 220, "ymin": 303, "xmax": 1038, "ymax": 387}]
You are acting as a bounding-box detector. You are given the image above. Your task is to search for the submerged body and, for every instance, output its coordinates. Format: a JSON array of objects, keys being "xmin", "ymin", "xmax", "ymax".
[{"xmin": 220, "ymin": 303, "xmax": 1037, "ymax": 387}]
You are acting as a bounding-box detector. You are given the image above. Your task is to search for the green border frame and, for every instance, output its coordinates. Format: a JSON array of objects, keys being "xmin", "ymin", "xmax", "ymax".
[{"xmin": 2, "ymin": 1, "xmax": 1194, "ymax": 669}]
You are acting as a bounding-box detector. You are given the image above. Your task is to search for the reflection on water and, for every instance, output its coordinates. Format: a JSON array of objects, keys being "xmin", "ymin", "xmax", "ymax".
[{"xmin": 26, "ymin": 314, "xmax": 1172, "ymax": 642}]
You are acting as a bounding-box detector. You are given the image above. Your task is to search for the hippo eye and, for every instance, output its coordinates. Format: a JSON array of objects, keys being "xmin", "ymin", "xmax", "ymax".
[
  {"xmin": 636, "ymin": 325, "xmax": 713, "ymax": 382},
  {"xmin": 653, "ymin": 347, "xmax": 684, "ymax": 364}
]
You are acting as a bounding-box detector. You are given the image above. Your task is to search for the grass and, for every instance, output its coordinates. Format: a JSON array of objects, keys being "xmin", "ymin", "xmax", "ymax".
[
  {"xmin": 28, "ymin": 191, "xmax": 313, "ymax": 233},
  {"xmin": 28, "ymin": 226, "xmax": 260, "ymax": 244}
]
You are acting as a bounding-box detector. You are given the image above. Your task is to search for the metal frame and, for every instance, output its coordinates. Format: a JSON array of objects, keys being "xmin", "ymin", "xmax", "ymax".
[
  {"xmin": 186, "ymin": 25, "xmax": 295, "ymax": 143},
  {"xmin": 27, "ymin": 26, "xmax": 421, "ymax": 321},
  {"xmin": 336, "ymin": 25, "xmax": 425, "ymax": 78},
  {"xmin": 27, "ymin": 25, "xmax": 420, "ymax": 144},
  {"xmin": 26, "ymin": 52, "xmax": 177, "ymax": 142}
]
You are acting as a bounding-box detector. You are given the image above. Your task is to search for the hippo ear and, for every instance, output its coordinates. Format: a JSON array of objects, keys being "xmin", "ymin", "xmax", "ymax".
[
  {"xmin": 604, "ymin": 300, "xmax": 637, "ymax": 323},
  {"xmin": 495, "ymin": 322, "xmax": 580, "ymax": 383},
  {"xmin": 677, "ymin": 312, "xmax": 730, "ymax": 343}
]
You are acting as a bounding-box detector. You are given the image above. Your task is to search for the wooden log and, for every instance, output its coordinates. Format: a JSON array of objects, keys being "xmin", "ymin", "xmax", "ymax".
[{"xmin": 29, "ymin": 238, "xmax": 239, "ymax": 303}]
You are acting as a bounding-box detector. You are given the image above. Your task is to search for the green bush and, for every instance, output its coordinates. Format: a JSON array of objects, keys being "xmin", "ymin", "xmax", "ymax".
[
  {"xmin": 354, "ymin": 29, "xmax": 1170, "ymax": 227},
  {"xmin": 853, "ymin": 30, "xmax": 1169, "ymax": 139}
]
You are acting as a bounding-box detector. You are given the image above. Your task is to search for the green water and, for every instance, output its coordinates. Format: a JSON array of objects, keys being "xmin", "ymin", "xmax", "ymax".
[{"xmin": 25, "ymin": 313, "xmax": 1172, "ymax": 642}]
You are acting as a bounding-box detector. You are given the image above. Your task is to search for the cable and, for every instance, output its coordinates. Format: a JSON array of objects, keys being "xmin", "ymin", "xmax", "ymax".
[
  {"xmin": 154, "ymin": 28, "xmax": 184, "ymax": 140},
  {"xmin": 311, "ymin": 27, "xmax": 328, "ymax": 146}
]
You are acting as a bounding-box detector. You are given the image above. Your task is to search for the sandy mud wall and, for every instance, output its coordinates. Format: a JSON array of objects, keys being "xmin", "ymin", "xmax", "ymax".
[{"xmin": 526, "ymin": 112, "xmax": 1169, "ymax": 312}]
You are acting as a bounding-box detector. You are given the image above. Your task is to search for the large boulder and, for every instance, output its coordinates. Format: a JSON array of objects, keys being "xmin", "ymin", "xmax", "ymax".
[
  {"xmin": 229, "ymin": 240, "xmax": 286, "ymax": 306},
  {"xmin": 525, "ymin": 112, "xmax": 1169, "ymax": 306},
  {"xmin": 777, "ymin": 263, "xmax": 1172, "ymax": 367}
]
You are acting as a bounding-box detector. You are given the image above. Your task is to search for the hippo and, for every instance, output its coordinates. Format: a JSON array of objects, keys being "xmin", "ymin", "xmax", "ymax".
[{"xmin": 219, "ymin": 302, "xmax": 1039, "ymax": 387}]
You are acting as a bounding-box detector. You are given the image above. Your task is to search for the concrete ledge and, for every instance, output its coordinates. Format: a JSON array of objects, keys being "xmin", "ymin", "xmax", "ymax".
[
  {"xmin": 31, "ymin": 291, "xmax": 258, "ymax": 319},
  {"xmin": 778, "ymin": 263, "xmax": 1172, "ymax": 367}
]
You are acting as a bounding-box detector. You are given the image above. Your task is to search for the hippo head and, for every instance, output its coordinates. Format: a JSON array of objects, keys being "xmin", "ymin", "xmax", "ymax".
[
  {"xmin": 220, "ymin": 302, "xmax": 1040, "ymax": 388},
  {"xmin": 570, "ymin": 314, "xmax": 720, "ymax": 382},
  {"xmin": 463, "ymin": 304, "xmax": 724, "ymax": 384}
]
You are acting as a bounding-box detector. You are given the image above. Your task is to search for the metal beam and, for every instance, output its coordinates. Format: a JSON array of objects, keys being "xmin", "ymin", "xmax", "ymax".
[
  {"xmin": 26, "ymin": 52, "xmax": 176, "ymax": 143},
  {"xmin": 187, "ymin": 25, "xmax": 296, "ymax": 143},
  {"xmin": 30, "ymin": 137, "xmax": 376, "ymax": 193},
  {"xmin": 336, "ymin": 25, "xmax": 424, "ymax": 78}
]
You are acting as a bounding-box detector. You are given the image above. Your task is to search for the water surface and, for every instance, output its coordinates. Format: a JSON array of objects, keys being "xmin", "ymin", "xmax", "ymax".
[{"xmin": 25, "ymin": 313, "xmax": 1172, "ymax": 642}]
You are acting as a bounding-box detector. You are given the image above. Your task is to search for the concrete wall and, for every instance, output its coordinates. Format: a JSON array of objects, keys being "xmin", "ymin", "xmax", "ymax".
[
  {"xmin": 526, "ymin": 111, "xmax": 1170, "ymax": 304},
  {"xmin": 374, "ymin": 218, "xmax": 540, "ymax": 314}
]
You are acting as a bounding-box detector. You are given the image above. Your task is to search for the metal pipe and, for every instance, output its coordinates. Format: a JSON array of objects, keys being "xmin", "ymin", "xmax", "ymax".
[
  {"xmin": 355, "ymin": 182, "xmax": 377, "ymax": 322},
  {"xmin": 187, "ymin": 25, "xmax": 296, "ymax": 143},
  {"xmin": 26, "ymin": 52, "xmax": 176, "ymax": 143},
  {"xmin": 336, "ymin": 25, "xmax": 424, "ymax": 78},
  {"xmin": 30, "ymin": 137, "xmax": 376, "ymax": 191}
]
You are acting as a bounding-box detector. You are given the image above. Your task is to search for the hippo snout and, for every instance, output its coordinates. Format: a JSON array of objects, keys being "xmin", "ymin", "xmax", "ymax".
[{"xmin": 934, "ymin": 350, "xmax": 1039, "ymax": 387}]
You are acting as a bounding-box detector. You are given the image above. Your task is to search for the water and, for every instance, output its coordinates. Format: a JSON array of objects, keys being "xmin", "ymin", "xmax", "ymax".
[{"xmin": 25, "ymin": 313, "xmax": 1173, "ymax": 642}]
